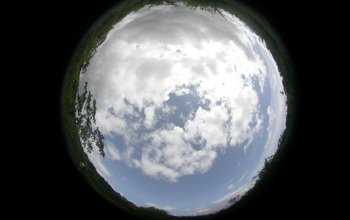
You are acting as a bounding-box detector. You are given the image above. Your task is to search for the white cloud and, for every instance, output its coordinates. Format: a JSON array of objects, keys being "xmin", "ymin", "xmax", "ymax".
[
  {"xmin": 212, "ymin": 180, "xmax": 256, "ymax": 205},
  {"xmin": 79, "ymin": 3, "xmax": 284, "ymax": 183},
  {"xmin": 227, "ymin": 184, "xmax": 234, "ymax": 190},
  {"xmin": 84, "ymin": 143, "xmax": 111, "ymax": 179},
  {"xmin": 140, "ymin": 125, "xmax": 218, "ymax": 182},
  {"xmin": 237, "ymin": 171, "xmax": 247, "ymax": 183},
  {"xmin": 106, "ymin": 141, "xmax": 121, "ymax": 160},
  {"xmin": 183, "ymin": 208, "xmax": 213, "ymax": 216},
  {"xmin": 144, "ymin": 106, "xmax": 156, "ymax": 129},
  {"xmin": 184, "ymin": 105, "xmax": 229, "ymax": 150},
  {"xmin": 145, "ymin": 202, "xmax": 176, "ymax": 211}
]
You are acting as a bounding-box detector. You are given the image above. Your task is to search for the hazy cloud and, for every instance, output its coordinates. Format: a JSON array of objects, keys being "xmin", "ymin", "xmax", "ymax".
[
  {"xmin": 212, "ymin": 180, "xmax": 256, "ymax": 205},
  {"xmin": 227, "ymin": 184, "xmax": 234, "ymax": 190},
  {"xmin": 145, "ymin": 202, "xmax": 176, "ymax": 211},
  {"xmin": 85, "ymin": 144, "xmax": 111, "ymax": 179}
]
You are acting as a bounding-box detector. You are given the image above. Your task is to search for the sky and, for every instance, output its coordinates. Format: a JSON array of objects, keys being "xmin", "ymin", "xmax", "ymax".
[{"xmin": 77, "ymin": 2, "xmax": 287, "ymax": 216}]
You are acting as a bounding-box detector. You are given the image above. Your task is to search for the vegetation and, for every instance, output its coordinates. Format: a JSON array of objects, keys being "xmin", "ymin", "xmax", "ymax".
[
  {"xmin": 60, "ymin": 1, "xmax": 185, "ymax": 219},
  {"xmin": 61, "ymin": 0, "xmax": 299, "ymax": 219},
  {"xmin": 76, "ymin": 81, "xmax": 105, "ymax": 157}
]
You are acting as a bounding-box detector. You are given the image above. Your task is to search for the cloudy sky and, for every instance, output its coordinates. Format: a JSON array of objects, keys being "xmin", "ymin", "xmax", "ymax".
[{"xmin": 78, "ymin": 2, "xmax": 287, "ymax": 216}]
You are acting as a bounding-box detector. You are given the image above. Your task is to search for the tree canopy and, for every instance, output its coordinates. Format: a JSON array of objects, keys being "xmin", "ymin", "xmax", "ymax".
[{"xmin": 76, "ymin": 82, "xmax": 105, "ymax": 157}]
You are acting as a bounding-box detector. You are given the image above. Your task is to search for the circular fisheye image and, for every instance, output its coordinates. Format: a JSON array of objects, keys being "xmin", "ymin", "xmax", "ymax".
[{"xmin": 61, "ymin": 0, "xmax": 297, "ymax": 218}]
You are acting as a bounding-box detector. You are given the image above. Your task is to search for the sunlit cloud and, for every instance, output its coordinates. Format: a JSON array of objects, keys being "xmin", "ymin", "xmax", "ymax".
[{"xmin": 79, "ymin": 3, "xmax": 286, "ymax": 184}]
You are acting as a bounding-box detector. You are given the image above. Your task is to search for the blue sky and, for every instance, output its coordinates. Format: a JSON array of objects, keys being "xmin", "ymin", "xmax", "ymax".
[{"xmin": 78, "ymin": 3, "xmax": 287, "ymax": 216}]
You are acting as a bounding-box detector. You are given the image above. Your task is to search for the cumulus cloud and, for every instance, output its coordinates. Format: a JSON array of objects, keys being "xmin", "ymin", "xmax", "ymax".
[
  {"xmin": 144, "ymin": 106, "xmax": 156, "ymax": 129},
  {"xmin": 79, "ymin": 3, "xmax": 284, "ymax": 183},
  {"xmin": 140, "ymin": 125, "xmax": 218, "ymax": 182}
]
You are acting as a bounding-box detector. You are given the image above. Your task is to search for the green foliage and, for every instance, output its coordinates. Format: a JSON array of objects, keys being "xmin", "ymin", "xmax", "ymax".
[
  {"xmin": 60, "ymin": 1, "xmax": 177, "ymax": 218},
  {"xmin": 75, "ymin": 82, "xmax": 105, "ymax": 157},
  {"xmin": 95, "ymin": 127, "xmax": 105, "ymax": 157},
  {"xmin": 61, "ymin": 0, "xmax": 299, "ymax": 218}
]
